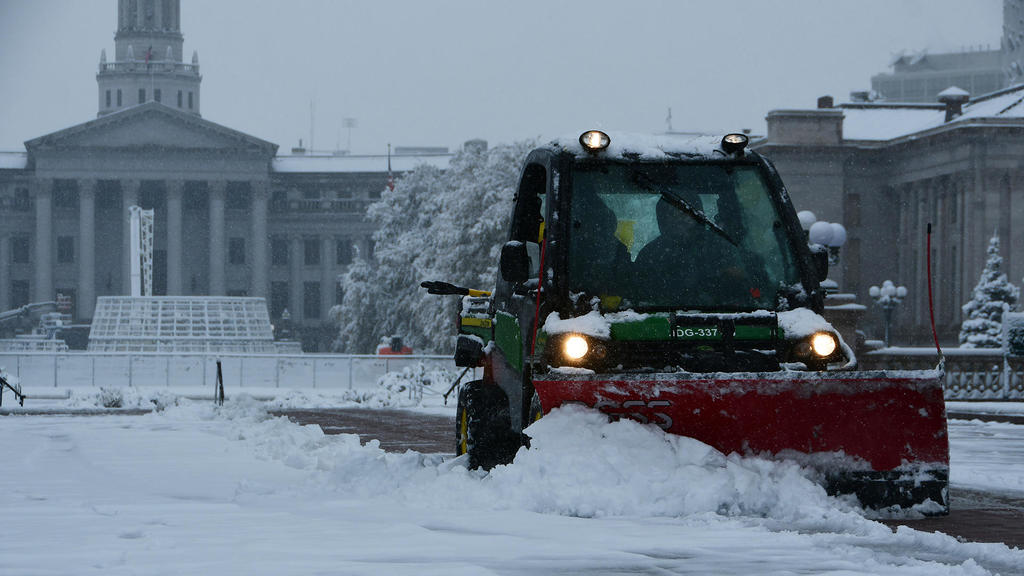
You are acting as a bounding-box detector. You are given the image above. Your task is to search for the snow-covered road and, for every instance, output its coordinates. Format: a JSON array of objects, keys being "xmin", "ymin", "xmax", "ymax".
[{"xmin": 3, "ymin": 400, "xmax": 1024, "ymax": 575}]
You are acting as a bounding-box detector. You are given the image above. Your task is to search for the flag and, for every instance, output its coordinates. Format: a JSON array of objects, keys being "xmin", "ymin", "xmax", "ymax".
[
  {"xmin": 386, "ymin": 143, "xmax": 394, "ymax": 191},
  {"xmin": 145, "ymin": 45, "xmax": 153, "ymax": 69}
]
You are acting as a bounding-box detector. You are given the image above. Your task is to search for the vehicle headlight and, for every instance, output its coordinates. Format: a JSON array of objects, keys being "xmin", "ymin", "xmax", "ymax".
[
  {"xmin": 564, "ymin": 335, "xmax": 589, "ymax": 360},
  {"xmin": 787, "ymin": 331, "xmax": 842, "ymax": 369},
  {"xmin": 811, "ymin": 332, "xmax": 837, "ymax": 357}
]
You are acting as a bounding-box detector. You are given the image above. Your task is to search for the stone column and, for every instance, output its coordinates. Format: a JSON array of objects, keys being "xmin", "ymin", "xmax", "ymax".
[
  {"xmin": 0, "ymin": 234, "xmax": 9, "ymax": 311},
  {"xmin": 289, "ymin": 235, "xmax": 303, "ymax": 322},
  {"xmin": 166, "ymin": 179, "xmax": 184, "ymax": 295},
  {"xmin": 250, "ymin": 181, "xmax": 269, "ymax": 298},
  {"xmin": 78, "ymin": 179, "xmax": 97, "ymax": 319},
  {"xmin": 321, "ymin": 236, "xmax": 336, "ymax": 318},
  {"xmin": 33, "ymin": 178, "xmax": 54, "ymax": 303},
  {"xmin": 208, "ymin": 181, "xmax": 227, "ymax": 295},
  {"xmin": 122, "ymin": 179, "xmax": 140, "ymax": 295}
]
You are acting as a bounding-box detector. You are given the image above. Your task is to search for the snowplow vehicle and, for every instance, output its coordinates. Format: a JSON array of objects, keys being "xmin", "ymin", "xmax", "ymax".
[{"xmin": 424, "ymin": 130, "xmax": 949, "ymax": 513}]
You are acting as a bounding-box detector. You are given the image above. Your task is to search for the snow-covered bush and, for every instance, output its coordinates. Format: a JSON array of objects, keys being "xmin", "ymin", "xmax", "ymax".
[
  {"xmin": 335, "ymin": 139, "xmax": 535, "ymax": 353},
  {"xmin": 98, "ymin": 387, "xmax": 124, "ymax": 408},
  {"xmin": 959, "ymin": 233, "xmax": 1019, "ymax": 348},
  {"xmin": 375, "ymin": 362, "xmax": 455, "ymax": 407}
]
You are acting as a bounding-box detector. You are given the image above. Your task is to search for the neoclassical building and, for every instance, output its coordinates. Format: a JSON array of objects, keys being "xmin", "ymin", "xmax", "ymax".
[
  {"xmin": 755, "ymin": 87, "xmax": 1024, "ymax": 345},
  {"xmin": 0, "ymin": 0, "xmax": 450, "ymax": 350}
]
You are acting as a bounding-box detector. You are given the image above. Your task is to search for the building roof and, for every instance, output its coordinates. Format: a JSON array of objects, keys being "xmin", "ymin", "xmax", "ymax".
[
  {"xmin": 272, "ymin": 153, "xmax": 452, "ymax": 174},
  {"xmin": 0, "ymin": 152, "xmax": 28, "ymax": 170},
  {"xmin": 838, "ymin": 84, "xmax": 1024, "ymax": 143},
  {"xmin": 24, "ymin": 102, "xmax": 279, "ymax": 156}
]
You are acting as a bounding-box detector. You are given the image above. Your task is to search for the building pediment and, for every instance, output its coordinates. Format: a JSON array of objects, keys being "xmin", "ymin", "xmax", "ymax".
[{"xmin": 24, "ymin": 102, "xmax": 277, "ymax": 157}]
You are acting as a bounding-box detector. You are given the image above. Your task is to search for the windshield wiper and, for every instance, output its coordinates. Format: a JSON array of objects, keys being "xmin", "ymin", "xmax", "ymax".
[
  {"xmin": 632, "ymin": 172, "xmax": 738, "ymax": 246},
  {"xmin": 659, "ymin": 191, "xmax": 739, "ymax": 247}
]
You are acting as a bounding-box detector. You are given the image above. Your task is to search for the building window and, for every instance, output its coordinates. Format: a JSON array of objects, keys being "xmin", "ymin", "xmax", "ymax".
[
  {"xmin": 177, "ymin": 90, "xmax": 182, "ymax": 108},
  {"xmin": 304, "ymin": 237, "xmax": 320, "ymax": 266},
  {"xmin": 11, "ymin": 280, "xmax": 29, "ymax": 308},
  {"xmin": 96, "ymin": 181, "xmax": 120, "ymax": 209},
  {"xmin": 183, "ymin": 181, "xmax": 207, "ymax": 211},
  {"xmin": 336, "ymin": 239, "xmax": 353, "ymax": 265},
  {"xmin": 106, "ymin": 90, "xmax": 111, "ymax": 108},
  {"xmin": 228, "ymin": 237, "xmax": 246, "ymax": 265},
  {"xmin": 271, "ymin": 236, "xmax": 288, "ymax": 266},
  {"xmin": 188, "ymin": 91, "xmax": 193, "ymax": 109},
  {"xmin": 117, "ymin": 89, "xmax": 122, "ymax": 106},
  {"xmin": 270, "ymin": 281, "xmax": 289, "ymax": 318},
  {"xmin": 271, "ymin": 190, "xmax": 288, "ymax": 211},
  {"xmin": 138, "ymin": 182, "xmax": 165, "ymax": 211},
  {"xmin": 154, "ymin": 88, "xmax": 161, "ymax": 103},
  {"xmin": 14, "ymin": 187, "xmax": 31, "ymax": 211},
  {"xmin": 53, "ymin": 180, "xmax": 79, "ymax": 209},
  {"xmin": 139, "ymin": 88, "xmax": 146, "ymax": 104},
  {"xmin": 226, "ymin": 182, "xmax": 251, "ymax": 209},
  {"xmin": 57, "ymin": 236, "xmax": 75, "ymax": 264},
  {"xmin": 303, "ymin": 281, "xmax": 321, "ymax": 320},
  {"xmin": 12, "ymin": 235, "xmax": 30, "ymax": 264}
]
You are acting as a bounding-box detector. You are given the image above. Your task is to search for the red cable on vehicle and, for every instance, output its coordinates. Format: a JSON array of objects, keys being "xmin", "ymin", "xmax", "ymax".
[{"xmin": 927, "ymin": 223, "xmax": 942, "ymax": 356}]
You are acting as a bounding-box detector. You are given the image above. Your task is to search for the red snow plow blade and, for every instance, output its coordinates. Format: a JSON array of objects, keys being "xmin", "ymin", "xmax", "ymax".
[{"xmin": 533, "ymin": 369, "xmax": 949, "ymax": 513}]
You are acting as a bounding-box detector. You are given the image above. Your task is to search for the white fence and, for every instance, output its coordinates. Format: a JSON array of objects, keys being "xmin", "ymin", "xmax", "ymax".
[
  {"xmin": 0, "ymin": 352, "xmax": 464, "ymax": 392},
  {"xmin": 862, "ymin": 348, "xmax": 1024, "ymax": 400}
]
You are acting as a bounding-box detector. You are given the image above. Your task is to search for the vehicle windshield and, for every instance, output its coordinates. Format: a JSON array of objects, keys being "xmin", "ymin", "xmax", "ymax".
[{"xmin": 567, "ymin": 162, "xmax": 802, "ymax": 311}]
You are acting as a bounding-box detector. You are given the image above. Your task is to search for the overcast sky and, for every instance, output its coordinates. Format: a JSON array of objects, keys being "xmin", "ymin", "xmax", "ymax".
[{"xmin": 0, "ymin": 0, "xmax": 1004, "ymax": 155}]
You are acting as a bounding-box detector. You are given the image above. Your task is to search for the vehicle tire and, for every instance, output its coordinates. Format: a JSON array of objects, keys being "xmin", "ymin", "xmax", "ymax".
[
  {"xmin": 454, "ymin": 380, "xmax": 518, "ymax": 470},
  {"xmin": 519, "ymin": 390, "xmax": 544, "ymax": 450}
]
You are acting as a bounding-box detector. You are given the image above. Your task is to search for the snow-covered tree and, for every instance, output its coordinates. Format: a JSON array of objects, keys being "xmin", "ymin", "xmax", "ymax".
[
  {"xmin": 334, "ymin": 139, "xmax": 535, "ymax": 353},
  {"xmin": 959, "ymin": 233, "xmax": 1020, "ymax": 348}
]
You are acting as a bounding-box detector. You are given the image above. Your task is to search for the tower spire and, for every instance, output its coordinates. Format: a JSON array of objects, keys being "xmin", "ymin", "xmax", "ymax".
[{"xmin": 97, "ymin": 0, "xmax": 201, "ymax": 117}]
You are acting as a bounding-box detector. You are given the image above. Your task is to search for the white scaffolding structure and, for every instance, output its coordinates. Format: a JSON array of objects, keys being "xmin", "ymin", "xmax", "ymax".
[
  {"xmin": 87, "ymin": 296, "xmax": 278, "ymax": 353},
  {"xmin": 128, "ymin": 205, "xmax": 154, "ymax": 297}
]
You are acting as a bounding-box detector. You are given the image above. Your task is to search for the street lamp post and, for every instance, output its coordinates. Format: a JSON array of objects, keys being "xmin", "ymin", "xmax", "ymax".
[
  {"xmin": 869, "ymin": 280, "xmax": 908, "ymax": 347},
  {"xmin": 798, "ymin": 210, "xmax": 848, "ymax": 266}
]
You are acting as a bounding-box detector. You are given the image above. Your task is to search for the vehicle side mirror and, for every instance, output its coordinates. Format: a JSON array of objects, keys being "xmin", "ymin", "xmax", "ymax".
[
  {"xmin": 811, "ymin": 245, "xmax": 829, "ymax": 281},
  {"xmin": 454, "ymin": 334, "xmax": 485, "ymax": 367},
  {"xmin": 500, "ymin": 241, "xmax": 530, "ymax": 283}
]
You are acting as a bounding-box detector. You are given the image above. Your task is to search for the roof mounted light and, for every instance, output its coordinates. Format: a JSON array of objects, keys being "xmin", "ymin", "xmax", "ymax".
[
  {"xmin": 721, "ymin": 133, "xmax": 749, "ymax": 155},
  {"xmin": 579, "ymin": 130, "xmax": 610, "ymax": 152}
]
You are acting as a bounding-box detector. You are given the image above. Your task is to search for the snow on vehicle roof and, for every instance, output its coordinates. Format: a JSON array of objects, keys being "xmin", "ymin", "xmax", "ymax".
[{"xmin": 551, "ymin": 131, "xmax": 728, "ymax": 160}]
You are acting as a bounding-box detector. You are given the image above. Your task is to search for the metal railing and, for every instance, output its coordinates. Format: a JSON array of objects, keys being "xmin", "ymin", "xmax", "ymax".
[
  {"xmin": 0, "ymin": 352, "xmax": 467, "ymax": 392},
  {"xmin": 861, "ymin": 348, "xmax": 1024, "ymax": 400},
  {"xmin": 99, "ymin": 61, "xmax": 199, "ymax": 74},
  {"xmin": 283, "ymin": 199, "xmax": 370, "ymax": 213}
]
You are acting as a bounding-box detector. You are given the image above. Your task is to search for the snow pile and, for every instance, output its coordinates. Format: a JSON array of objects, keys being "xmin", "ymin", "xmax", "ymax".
[
  {"xmin": 180, "ymin": 401, "xmax": 860, "ymax": 526},
  {"xmin": 467, "ymin": 406, "xmax": 857, "ymax": 523}
]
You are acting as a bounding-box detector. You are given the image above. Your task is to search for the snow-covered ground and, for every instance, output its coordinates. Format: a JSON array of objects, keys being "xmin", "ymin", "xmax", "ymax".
[{"xmin": 3, "ymin": 394, "xmax": 1024, "ymax": 575}]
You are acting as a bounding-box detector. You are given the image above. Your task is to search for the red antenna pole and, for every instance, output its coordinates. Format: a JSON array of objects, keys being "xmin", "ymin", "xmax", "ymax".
[{"xmin": 927, "ymin": 223, "xmax": 942, "ymax": 356}]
